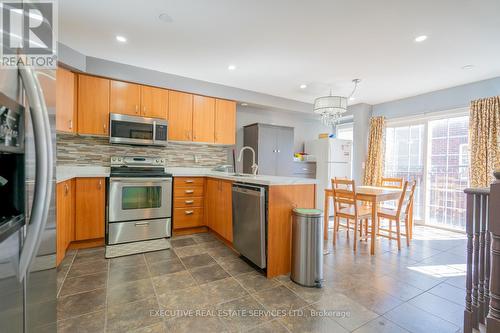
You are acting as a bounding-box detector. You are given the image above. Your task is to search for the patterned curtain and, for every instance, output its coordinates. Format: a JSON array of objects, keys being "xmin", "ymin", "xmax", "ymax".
[
  {"xmin": 363, "ymin": 116, "xmax": 385, "ymax": 186},
  {"xmin": 469, "ymin": 96, "xmax": 500, "ymax": 187}
]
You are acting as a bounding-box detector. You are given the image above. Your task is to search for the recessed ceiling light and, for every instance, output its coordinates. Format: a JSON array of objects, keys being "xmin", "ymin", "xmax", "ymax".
[
  {"xmin": 299, "ymin": 84, "xmax": 307, "ymax": 89},
  {"xmin": 462, "ymin": 64, "xmax": 474, "ymax": 70},
  {"xmin": 349, "ymin": 97, "xmax": 355, "ymax": 101},
  {"xmin": 227, "ymin": 65, "xmax": 236, "ymax": 70},
  {"xmin": 158, "ymin": 13, "xmax": 173, "ymax": 23},
  {"xmin": 116, "ymin": 35, "xmax": 127, "ymax": 43},
  {"xmin": 241, "ymin": 103, "xmax": 248, "ymax": 106},
  {"xmin": 414, "ymin": 35, "xmax": 428, "ymax": 42}
]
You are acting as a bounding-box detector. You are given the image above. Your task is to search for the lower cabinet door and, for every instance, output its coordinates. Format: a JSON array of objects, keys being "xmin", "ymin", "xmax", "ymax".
[
  {"xmin": 75, "ymin": 177, "xmax": 105, "ymax": 240},
  {"xmin": 220, "ymin": 180, "xmax": 233, "ymax": 242},
  {"xmin": 205, "ymin": 178, "xmax": 219, "ymax": 230}
]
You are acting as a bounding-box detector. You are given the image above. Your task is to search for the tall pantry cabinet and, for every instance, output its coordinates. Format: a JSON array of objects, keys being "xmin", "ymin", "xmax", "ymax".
[{"xmin": 243, "ymin": 123, "xmax": 294, "ymax": 176}]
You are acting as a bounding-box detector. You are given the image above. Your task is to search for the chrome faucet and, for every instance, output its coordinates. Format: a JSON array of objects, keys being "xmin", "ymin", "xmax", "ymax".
[{"xmin": 237, "ymin": 146, "xmax": 258, "ymax": 176}]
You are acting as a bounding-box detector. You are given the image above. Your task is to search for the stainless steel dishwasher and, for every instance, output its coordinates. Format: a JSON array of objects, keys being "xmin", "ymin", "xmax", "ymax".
[{"xmin": 232, "ymin": 183, "xmax": 267, "ymax": 269}]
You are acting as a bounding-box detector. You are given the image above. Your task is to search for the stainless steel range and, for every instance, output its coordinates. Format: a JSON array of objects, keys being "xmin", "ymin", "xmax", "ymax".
[{"xmin": 107, "ymin": 156, "xmax": 172, "ymax": 245}]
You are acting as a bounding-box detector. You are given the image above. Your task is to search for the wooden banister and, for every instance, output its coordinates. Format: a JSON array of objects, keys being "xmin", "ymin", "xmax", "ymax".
[{"xmin": 463, "ymin": 173, "xmax": 500, "ymax": 333}]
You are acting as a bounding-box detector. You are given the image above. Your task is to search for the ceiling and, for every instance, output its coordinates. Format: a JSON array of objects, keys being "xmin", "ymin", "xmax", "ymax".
[{"xmin": 59, "ymin": 0, "xmax": 500, "ymax": 105}]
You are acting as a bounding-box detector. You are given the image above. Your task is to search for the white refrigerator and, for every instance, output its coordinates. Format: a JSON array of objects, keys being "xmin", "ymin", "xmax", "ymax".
[{"xmin": 305, "ymin": 138, "xmax": 352, "ymax": 214}]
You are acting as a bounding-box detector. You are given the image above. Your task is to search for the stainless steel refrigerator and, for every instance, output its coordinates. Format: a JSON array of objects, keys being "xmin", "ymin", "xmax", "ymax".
[{"xmin": 0, "ymin": 64, "xmax": 56, "ymax": 332}]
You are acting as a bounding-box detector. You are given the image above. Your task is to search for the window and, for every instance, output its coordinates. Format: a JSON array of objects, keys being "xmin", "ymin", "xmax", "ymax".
[
  {"xmin": 336, "ymin": 123, "xmax": 353, "ymax": 141},
  {"xmin": 384, "ymin": 124, "xmax": 425, "ymax": 219},
  {"xmin": 383, "ymin": 112, "xmax": 469, "ymax": 230}
]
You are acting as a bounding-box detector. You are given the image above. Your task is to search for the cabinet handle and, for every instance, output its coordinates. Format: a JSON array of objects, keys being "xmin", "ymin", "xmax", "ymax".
[
  {"xmin": 135, "ymin": 105, "xmax": 139, "ymax": 114},
  {"xmin": 185, "ymin": 210, "xmax": 194, "ymax": 215},
  {"xmin": 184, "ymin": 190, "xmax": 194, "ymax": 194},
  {"xmin": 185, "ymin": 200, "xmax": 194, "ymax": 204},
  {"xmin": 68, "ymin": 120, "xmax": 72, "ymax": 130},
  {"xmin": 302, "ymin": 168, "xmax": 308, "ymax": 171},
  {"xmin": 103, "ymin": 123, "xmax": 106, "ymax": 132},
  {"xmin": 64, "ymin": 183, "xmax": 69, "ymax": 195},
  {"xmin": 277, "ymin": 149, "xmax": 280, "ymax": 153},
  {"xmin": 185, "ymin": 179, "xmax": 194, "ymax": 183},
  {"xmin": 135, "ymin": 221, "xmax": 149, "ymax": 226},
  {"xmin": 98, "ymin": 179, "xmax": 102, "ymax": 189}
]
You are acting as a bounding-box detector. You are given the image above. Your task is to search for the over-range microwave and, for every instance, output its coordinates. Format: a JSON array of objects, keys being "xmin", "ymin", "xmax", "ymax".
[{"xmin": 109, "ymin": 113, "xmax": 168, "ymax": 146}]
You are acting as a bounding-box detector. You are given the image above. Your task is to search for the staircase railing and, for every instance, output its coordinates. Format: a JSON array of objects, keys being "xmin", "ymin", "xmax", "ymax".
[{"xmin": 464, "ymin": 171, "xmax": 500, "ymax": 333}]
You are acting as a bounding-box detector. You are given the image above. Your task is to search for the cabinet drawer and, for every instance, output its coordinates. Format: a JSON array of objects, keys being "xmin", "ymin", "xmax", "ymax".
[
  {"xmin": 173, "ymin": 207, "xmax": 204, "ymax": 229},
  {"xmin": 174, "ymin": 177, "xmax": 205, "ymax": 187},
  {"xmin": 108, "ymin": 218, "xmax": 171, "ymax": 245},
  {"xmin": 174, "ymin": 186, "xmax": 204, "ymax": 197},
  {"xmin": 292, "ymin": 162, "xmax": 316, "ymax": 175},
  {"xmin": 174, "ymin": 197, "xmax": 204, "ymax": 208}
]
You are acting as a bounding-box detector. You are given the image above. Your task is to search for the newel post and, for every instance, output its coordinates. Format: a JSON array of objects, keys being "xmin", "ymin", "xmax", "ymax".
[{"xmin": 487, "ymin": 171, "xmax": 500, "ymax": 332}]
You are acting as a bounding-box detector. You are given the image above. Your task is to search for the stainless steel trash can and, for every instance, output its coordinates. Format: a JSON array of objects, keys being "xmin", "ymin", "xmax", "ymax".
[{"xmin": 290, "ymin": 208, "xmax": 323, "ymax": 288}]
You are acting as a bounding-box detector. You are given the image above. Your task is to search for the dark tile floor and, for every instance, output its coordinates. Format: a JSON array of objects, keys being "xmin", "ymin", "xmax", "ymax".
[{"xmin": 57, "ymin": 226, "xmax": 467, "ymax": 332}]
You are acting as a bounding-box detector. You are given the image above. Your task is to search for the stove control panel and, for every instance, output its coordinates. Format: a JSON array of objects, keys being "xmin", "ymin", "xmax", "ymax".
[{"xmin": 110, "ymin": 156, "xmax": 165, "ymax": 167}]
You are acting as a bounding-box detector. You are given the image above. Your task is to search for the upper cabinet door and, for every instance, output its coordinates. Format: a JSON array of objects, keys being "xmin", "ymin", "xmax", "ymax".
[
  {"xmin": 56, "ymin": 67, "xmax": 77, "ymax": 133},
  {"xmin": 141, "ymin": 86, "xmax": 168, "ymax": 119},
  {"xmin": 110, "ymin": 80, "xmax": 141, "ymax": 116},
  {"xmin": 168, "ymin": 91, "xmax": 193, "ymax": 141},
  {"xmin": 192, "ymin": 95, "xmax": 215, "ymax": 143},
  {"xmin": 77, "ymin": 74, "xmax": 110, "ymax": 135},
  {"xmin": 215, "ymin": 99, "xmax": 236, "ymax": 145}
]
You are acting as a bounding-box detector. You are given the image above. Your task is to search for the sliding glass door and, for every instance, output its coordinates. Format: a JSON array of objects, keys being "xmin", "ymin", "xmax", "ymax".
[
  {"xmin": 426, "ymin": 116, "xmax": 469, "ymax": 229},
  {"xmin": 384, "ymin": 112, "xmax": 469, "ymax": 230},
  {"xmin": 384, "ymin": 124, "xmax": 425, "ymax": 220}
]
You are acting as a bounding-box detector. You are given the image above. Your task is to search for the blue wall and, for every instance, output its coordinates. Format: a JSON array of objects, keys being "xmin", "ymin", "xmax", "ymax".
[{"xmin": 372, "ymin": 76, "xmax": 500, "ymax": 118}]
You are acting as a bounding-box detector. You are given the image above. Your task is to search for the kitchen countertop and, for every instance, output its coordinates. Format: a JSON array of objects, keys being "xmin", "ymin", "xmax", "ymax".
[
  {"xmin": 56, "ymin": 165, "xmax": 317, "ymax": 186},
  {"xmin": 57, "ymin": 165, "xmax": 111, "ymax": 183}
]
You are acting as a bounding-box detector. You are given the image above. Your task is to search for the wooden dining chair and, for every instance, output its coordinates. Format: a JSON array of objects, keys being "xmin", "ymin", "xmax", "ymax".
[
  {"xmin": 331, "ymin": 178, "xmax": 372, "ymax": 251},
  {"xmin": 381, "ymin": 177, "xmax": 404, "ymax": 189},
  {"xmin": 377, "ymin": 180, "xmax": 416, "ymax": 250},
  {"xmin": 379, "ymin": 177, "xmax": 405, "ymax": 212}
]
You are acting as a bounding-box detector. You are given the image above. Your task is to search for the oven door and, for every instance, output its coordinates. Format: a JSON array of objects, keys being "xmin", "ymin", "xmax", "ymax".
[{"xmin": 108, "ymin": 177, "xmax": 172, "ymax": 222}]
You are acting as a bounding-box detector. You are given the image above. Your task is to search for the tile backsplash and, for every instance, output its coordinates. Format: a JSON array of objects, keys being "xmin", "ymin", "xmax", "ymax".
[{"xmin": 57, "ymin": 133, "xmax": 231, "ymax": 167}]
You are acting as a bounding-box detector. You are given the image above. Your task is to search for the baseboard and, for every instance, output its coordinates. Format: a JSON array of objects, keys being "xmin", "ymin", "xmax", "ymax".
[
  {"xmin": 68, "ymin": 238, "xmax": 105, "ymax": 249},
  {"xmin": 173, "ymin": 226, "xmax": 209, "ymax": 236}
]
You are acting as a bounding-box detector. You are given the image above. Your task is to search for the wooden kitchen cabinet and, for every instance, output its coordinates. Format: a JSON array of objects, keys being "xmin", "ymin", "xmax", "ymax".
[
  {"xmin": 56, "ymin": 179, "xmax": 75, "ymax": 266},
  {"xmin": 77, "ymin": 74, "xmax": 110, "ymax": 135},
  {"xmin": 173, "ymin": 177, "xmax": 206, "ymax": 230},
  {"xmin": 56, "ymin": 67, "xmax": 77, "ymax": 133},
  {"xmin": 219, "ymin": 180, "xmax": 233, "ymax": 242},
  {"xmin": 205, "ymin": 178, "xmax": 219, "ymax": 230},
  {"xmin": 215, "ymin": 99, "xmax": 236, "ymax": 145},
  {"xmin": 141, "ymin": 86, "xmax": 169, "ymax": 119},
  {"xmin": 193, "ymin": 95, "xmax": 215, "ymax": 143},
  {"xmin": 110, "ymin": 80, "xmax": 142, "ymax": 116},
  {"xmin": 168, "ymin": 91, "xmax": 193, "ymax": 141},
  {"xmin": 205, "ymin": 178, "xmax": 233, "ymax": 242},
  {"xmin": 75, "ymin": 178, "xmax": 105, "ymax": 240}
]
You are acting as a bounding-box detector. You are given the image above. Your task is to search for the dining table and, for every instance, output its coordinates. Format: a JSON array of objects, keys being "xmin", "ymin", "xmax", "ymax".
[{"xmin": 323, "ymin": 185, "xmax": 413, "ymax": 255}]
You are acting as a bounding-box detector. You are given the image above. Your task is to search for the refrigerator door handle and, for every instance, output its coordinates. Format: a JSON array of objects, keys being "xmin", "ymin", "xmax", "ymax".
[{"xmin": 17, "ymin": 65, "xmax": 53, "ymax": 282}]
